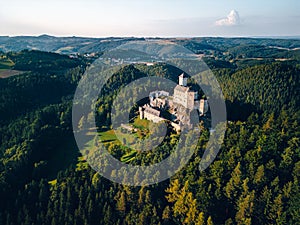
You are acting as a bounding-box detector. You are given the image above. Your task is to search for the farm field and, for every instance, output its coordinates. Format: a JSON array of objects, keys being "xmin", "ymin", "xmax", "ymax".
[{"xmin": 0, "ymin": 69, "xmax": 23, "ymax": 78}]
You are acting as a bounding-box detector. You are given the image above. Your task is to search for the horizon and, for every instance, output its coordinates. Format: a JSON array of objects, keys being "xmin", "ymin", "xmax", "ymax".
[
  {"xmin": 1, "ymin": 0, "xmax": 299, "ymax": 37},
  {"xmin": 1, "ymin": 34, "xmax": 300, "ymax": 40}
]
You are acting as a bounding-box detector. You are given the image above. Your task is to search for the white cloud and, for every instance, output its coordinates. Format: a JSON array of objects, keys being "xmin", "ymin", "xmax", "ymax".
[{"xmin": 215, "ymin": 10, "xmax": 241, "ymax": 26}]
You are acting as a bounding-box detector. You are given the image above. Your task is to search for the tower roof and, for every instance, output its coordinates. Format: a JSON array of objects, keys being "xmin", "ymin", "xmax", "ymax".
[{"xmin": 179, "ymin": 73, "xmax": 188, "ymax": 78}]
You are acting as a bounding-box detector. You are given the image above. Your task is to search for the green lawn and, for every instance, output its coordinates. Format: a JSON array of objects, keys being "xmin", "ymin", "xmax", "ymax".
[
  {"xmin": 133, "ymin": 118, "xmax": 150, "ymax": 129},
  {"xmin": 94, "ymin": 119, "xmax": 154, "ymax": 164},
  {"xmin": 99, "ymin": 130, "xmax": 119, "ymax": 143},
  {"xmin": 99, "ymin": 129, "xmax": 138, "ymax": 146},
  {"xmin": 97, "ymin": 118, "xmax": 152, "ymax": 145},
  {"xmin": 0, "ymin": 58, "xmax": 18, "ymax": 78}
]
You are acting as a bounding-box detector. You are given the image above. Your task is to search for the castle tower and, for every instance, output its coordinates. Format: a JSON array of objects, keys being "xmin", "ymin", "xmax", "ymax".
[
  {"xmin": 199, "ymin": 99, "xmax": 208, "ymax": 115},
  {"xmin": 179, "ymin": 73, "xmax": 188, "ymax": 87},
  {"xmin": 139, "ymin": 107, "xmax": 144, "ymax": 119}
]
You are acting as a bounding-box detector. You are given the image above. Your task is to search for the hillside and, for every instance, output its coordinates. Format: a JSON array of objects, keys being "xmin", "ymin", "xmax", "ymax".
[
  {"xmin": 0, "ymin": 35, "xmax": 144, "ymax": 54},
  {"xmin": 218, "ymin": 62, "xmax": 300, "ymax": 120},
  {"xmin": 1, "ymin": 36, "xmax": 300, "ymax": 59},
  {"xmin": 0, "ymin": 39, "xmax": 299, "ymax": 225}
]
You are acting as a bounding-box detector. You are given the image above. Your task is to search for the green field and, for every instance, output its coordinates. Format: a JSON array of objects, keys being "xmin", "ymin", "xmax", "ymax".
[
  {"xmin": 98, "ymin": 129, "xmax": 119, "ymax": 144},
  {"xmin": 98, "ymin": 118, "xmax": 151, "ymax": 144},
  {"xmin": 0, "ymin": 69, "xmax": 23, "ymax": 78},
  {"xmin": 0, "ymin": 58, "xmax": 14, "ymax": 69},
  {"xmin": 99, "ymin": 129, "xmax": 137, "ymax": 145},
  {"xmin": 0, "ymin": 58, "xmax": 21, "ymax": 78},
  {"xmin": 96, "ymin": 119, "xmax": 151, "ymax": 163},
  {"xmin": 133, "ymin": 117, "xmax": 150, "ymax": 129}
]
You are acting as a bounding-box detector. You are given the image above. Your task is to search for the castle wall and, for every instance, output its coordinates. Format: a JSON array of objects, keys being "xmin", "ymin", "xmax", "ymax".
[{"xmin": 144, "ymin": 111, "xmax": 165, "ymax": 123}]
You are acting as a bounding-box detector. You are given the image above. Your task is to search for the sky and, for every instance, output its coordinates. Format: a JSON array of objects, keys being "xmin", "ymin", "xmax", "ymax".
[{"xmin": 0, "ymin": 0, "xmax": 300, "ymax": 37}]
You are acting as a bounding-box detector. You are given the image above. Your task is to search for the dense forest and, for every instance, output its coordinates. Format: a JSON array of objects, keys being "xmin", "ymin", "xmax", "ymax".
[{"xmin": 0, "ymin": 38, "xmax": 299, "ymax": 225}]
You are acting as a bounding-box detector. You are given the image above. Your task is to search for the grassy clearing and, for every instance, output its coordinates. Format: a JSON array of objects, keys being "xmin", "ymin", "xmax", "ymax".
[
  {"xmin": 0, "ymin": 59, "xmax": 14, "ymax": 69},
  {"xmin": 99, "ymin": 130, "xmax": 119, "ymax": 144},
  {"xmin": 55, "ymin": 46, "xmax": 75, "ymax": 54},
  {"xmin": 132, "ymin": 118, "xmax": 151, "ymax": 139},
  {"xmin": 94, "ymin": 119, "xmax": 155, "ymax": 164},
  {"xmin": 0, "ymin": 58, "xmax": 18, "ymax": 78},
  {"xmin": 98, "ymin": 118, "xmax": 152, "ymax": 145},
  {"xmin": 99, "ymin": 129, "xmax": 138, "ymax": 146},
  {"xmin": 133, "ymin": 118, "xmax": 150, "ymax": 129},
  {"xmin": 98, "ymin": 128, "xmax": 139, "ymax": 163}
]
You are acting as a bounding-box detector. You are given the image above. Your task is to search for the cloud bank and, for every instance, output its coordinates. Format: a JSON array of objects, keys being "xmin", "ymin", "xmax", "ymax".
[{"xmin": 215, "ymin": 10, "xmax": 241, "ymax": 26}]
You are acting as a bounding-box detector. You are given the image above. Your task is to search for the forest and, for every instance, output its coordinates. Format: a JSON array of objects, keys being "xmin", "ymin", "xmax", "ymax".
[{"xmin": 0, "ymin": 38, "xmax": 299, "ymax": 225}]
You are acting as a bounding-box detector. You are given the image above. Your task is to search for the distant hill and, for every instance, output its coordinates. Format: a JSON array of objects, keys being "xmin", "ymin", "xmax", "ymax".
[
  {"xmin": 0, "ymin": 46, "xmax": 299, "ymax": 225},
  {"xmin": 0, "ymin": 35, "xmax": 144, "ymax": 54},
  {"xmin": 1, "ymin": 35, "xmax": 300, "ymax": 57}
]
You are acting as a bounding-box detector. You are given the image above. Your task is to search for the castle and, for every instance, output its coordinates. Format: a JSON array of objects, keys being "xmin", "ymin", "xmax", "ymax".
[{"xmin": 139, "ymin": 73, "xmax": 208, "ymax": 132}]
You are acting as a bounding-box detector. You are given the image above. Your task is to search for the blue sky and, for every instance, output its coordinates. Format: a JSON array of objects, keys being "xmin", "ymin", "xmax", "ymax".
[{"xmin": 0, "ymin": 0, "xmax": 299, "ymax": 37}]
